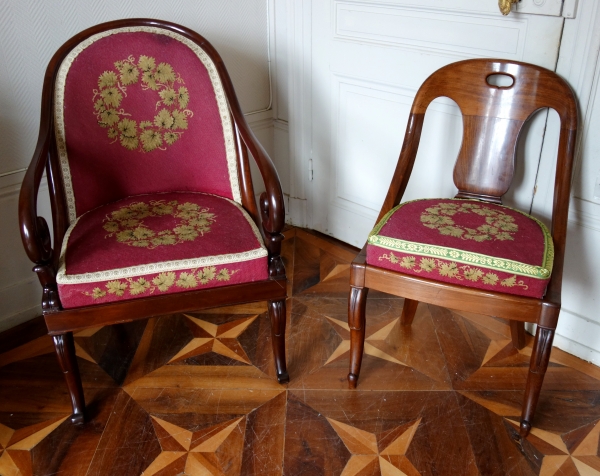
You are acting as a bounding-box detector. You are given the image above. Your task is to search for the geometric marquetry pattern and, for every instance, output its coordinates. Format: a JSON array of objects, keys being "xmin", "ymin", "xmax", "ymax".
[
  {"xmin": 168, "ymin": 314, "xmax": 257, "ymax": 364},
  {"xmin": 2, "ymin": 228, "xmax": 600, "ymax": 474},
  {"xmin": 505, "ymin": 419, "xmax": 600, "ymax": 475},
  {"xmin": 327, "ymin": 417, "xmax": 421, "ymax": 475},
  {"xmin": 143, "ymin": 416, "xmax": 246, "ymax": 475},
  {"xmin": 0, "ymin": 417, "xmax": 69, "ymax": 476},
  {"xmin": 325, "ymin": 316, "xmax": 407, "ymax": 366}
]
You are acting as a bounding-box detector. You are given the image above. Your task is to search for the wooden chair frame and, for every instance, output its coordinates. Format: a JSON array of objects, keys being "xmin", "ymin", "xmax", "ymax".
[
  {"xmin": 19, "ymin": 19, "xmax": 288, "ymax": 424},
  {"xmin": 347, "ymin": 59, "xmax": 578, "ymax": 437}
]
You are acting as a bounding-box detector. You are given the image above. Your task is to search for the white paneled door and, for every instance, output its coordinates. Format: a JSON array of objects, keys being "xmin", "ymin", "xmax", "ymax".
[{"xmin": 308, "ymin": 0, "xmax": 567, "ymax": 247}]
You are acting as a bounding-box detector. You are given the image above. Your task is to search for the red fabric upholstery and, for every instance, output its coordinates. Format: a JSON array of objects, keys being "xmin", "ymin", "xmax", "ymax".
[
  {"xmin": 57, "ymin": 192, "xmax": 268, "ymax": 308},
  {"xmin": 58, "ymin": 29, "xmax": 239, "ymax": 219},
  {"xmin": 366, "ymin": 199, "xmax": 553, "ymax": 298}
]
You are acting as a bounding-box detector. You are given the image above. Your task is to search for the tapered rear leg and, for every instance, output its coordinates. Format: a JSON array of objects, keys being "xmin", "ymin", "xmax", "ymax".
[
  {"xmin": 520, "ymin": 325, "xmax": 555, "ymax": 437},
  {"xmin": 510, "ymin": 320, "xmax": 526, "ymax": 350},
  {"xmin": 348, "ymin": 286, "xmax": 369, "ymax": 389},
  {"xmin": 400, "ymin": 299, "xmax": 419, "ymax": 326},
  {"xmin": 53, "ymin": 332, "xmax": 85, "ymax": 424},
  {"xmin": 268, "ymin": 299, "xmax": 289, "ymax": 383}
]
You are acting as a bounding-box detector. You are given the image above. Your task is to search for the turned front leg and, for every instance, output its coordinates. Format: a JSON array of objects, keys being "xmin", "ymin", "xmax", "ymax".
[
  {"xmin": 268, "ymin": 299, "xmax": 289, "ymax": 383},
  {"xmin": 520, "ymin": 325, "xmax": 555, "ymax": 437},
  {"xmin": 53, "ymin": 332, "xmax": 85, "ymax": 424},
  {"xmin": 348, "ymin": 286, "xmax": 369, "ymax": 389}
]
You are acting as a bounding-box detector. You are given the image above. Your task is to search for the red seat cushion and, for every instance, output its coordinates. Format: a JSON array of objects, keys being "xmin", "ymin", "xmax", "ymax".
[
  {"xmin": 366, "ymin": 199, "xmax": 553, "ymax": 298},
  {"xmin": 57, "ymin": 192, "xmax": 268, "ymax": 308}
]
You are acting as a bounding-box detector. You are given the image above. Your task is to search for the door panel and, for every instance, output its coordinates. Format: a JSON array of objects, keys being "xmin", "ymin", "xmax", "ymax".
[{"xmin": 310, "ymin": 0, "xmax": 565, "ymax": 246}]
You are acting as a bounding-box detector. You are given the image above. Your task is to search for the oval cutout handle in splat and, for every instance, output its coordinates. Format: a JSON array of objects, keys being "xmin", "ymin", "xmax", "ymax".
[{"xmin": 486, "ymin": 73, "xmax": 515, "ymax": 89}]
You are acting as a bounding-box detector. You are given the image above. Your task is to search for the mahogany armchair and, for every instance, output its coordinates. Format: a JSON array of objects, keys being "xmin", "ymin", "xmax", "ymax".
[
  {"xmin": 19, "ymin": 19, "xmax": 288, "ymax": 424},
  {"xmin": 347, "ymin": 59, "xmax": 578, "ymax": 437}
]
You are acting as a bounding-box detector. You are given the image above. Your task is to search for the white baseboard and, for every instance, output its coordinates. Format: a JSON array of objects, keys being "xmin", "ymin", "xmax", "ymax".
[
  {"xmin": 553, "ymin": 332, "xmax": 600, "ymax": 366},
  {"xmin": 287, "ymin": 196, "xmax": 308, "ymax": 227}
]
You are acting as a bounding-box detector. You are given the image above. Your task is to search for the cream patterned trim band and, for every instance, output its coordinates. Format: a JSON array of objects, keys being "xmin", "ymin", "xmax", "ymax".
[
  {"xmin": 54, "ymin": 26, "xmax": 242, "ymax": 224},
  {"xmin": 57, "ymin": 249, "xmax": 266, "ymax": 285},
  {"xmin": 57, "ymin": 192, "xmax": 266, "ymax": 285}
]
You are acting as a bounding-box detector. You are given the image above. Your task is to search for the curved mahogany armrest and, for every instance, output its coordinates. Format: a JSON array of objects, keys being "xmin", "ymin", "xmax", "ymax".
[
  {"xmin": 19, "ymin": 124, "xmax": 61, "ymax": 310},
  {"xmin": 238, "ymin": 118, "xmax": 285, "ymax": 236},
  {"xmin": 19, "ymin": 50, "xmax": 58, "ymax": 269},
  {"xmin": 19, "ymin": 130, "xmax": 53, "ymax": 267},
  {"xmin": 209, "ymin": 52, "xmax": 284, "ymax": 237},
  {"xmin": 235, "ymin": 116, "xmax": 285, "ymax": 278},
  {"xmin": 208, "ymin": 46, "xmax": 285, "ymax": 278}
]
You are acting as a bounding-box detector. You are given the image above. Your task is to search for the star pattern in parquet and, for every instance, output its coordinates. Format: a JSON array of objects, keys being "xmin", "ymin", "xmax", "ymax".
[
  {"xmin": 168, "ymin": 314, "xmax": 257, "ymax": 365},
  {"xmin": 506, "ymin": 418, "xmax": 600, "ymax": 475},
  {"xmin": 327, "ymin": 417, "xmax": 421, "ymax": 475},
  {"xmin": 324, "ymin": 316, "xmax": 407, "ymax": 367},
  {"xmin": 2, "ymin": 227, "xmax": 600, "ymax": 475},
  {"xmin": 143, "ymin": 416, "xmax": 246, "ymax": 475},
  {"xmin": 0, "ymin": 417, "xmax": 70, "ymax": 476}
]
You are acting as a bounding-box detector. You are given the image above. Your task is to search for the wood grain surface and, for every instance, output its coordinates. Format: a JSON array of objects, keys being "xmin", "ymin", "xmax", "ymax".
[{"xmin": 1, "ymin": 228, "xmax": 600, "ymax": 475}]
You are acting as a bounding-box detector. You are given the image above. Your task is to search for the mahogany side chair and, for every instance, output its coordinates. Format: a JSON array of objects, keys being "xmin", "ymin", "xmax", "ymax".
[
  {"xmin": 19, "ymin": 19, "xmax": 288, "ymax": 424},
  {"xmin": 347, "ymin": 59, "xmax": 578, "ymax": 437}
]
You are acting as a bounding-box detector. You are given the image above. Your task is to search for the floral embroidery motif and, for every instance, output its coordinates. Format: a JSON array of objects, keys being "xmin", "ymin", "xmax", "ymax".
[
  {"xmin": 103, "ymin": 200, "xmax": 216, "ymax": 249},
  {"xmin": 93, "ymin": 55, "xmax": 192, "ymax": 152},
  {"xmin": 380, "ymin": 252, "xmax": 528, "ymax": 290},
  {"xmin": 84, "ymin": 266, "xmax": 238, "ymax": 300},
  {"xmin": 420, "ymin": 202, "xmax": 518, "ymax": 242}
]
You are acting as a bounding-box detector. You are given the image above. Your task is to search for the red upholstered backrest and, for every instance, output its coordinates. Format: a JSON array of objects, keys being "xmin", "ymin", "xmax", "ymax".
[{"xmin": 55, "ymin": 27, "xmax": 241, "ymax": 222}]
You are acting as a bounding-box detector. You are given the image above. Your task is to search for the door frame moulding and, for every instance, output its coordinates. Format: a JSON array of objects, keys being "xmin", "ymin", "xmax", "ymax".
[
  {"xmin": 533, "ymin": 0, "xmax": 600, "ymax": 219},
  {"xmin": 286, "ymin": 0, "xmax": 312, "ymax": 227}
]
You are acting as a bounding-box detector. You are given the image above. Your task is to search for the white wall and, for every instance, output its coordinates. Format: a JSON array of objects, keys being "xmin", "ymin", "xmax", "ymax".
[{"xmin": 0, "ymin": 0, "xmax": 277, "ymax": 331}]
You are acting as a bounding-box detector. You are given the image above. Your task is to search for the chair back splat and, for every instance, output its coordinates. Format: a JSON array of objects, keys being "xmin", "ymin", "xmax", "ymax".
[
  {"xmin": 349, "ymin": 58, "xmax": 578, "ymax": 439},
  {"xmin": 381, "ymin": 59, "xmax": 577, "ymax": 214}
]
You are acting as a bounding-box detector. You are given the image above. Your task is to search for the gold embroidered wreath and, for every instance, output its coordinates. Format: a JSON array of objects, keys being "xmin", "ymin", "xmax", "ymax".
[
  {"xmin": 93, "ymin": 55, "xmax": 192, "ymax": 152},
  {"xmin": 103, "ymin": 200, "xmax": 216, "ymax": 249},
  {"xmin": 420, "ymin": 202, "xmax": 518, "ymax": 242}
]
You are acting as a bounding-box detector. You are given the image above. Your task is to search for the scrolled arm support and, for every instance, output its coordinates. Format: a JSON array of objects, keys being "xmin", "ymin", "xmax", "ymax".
[
  {"xmin": 245, "ymin": 130, "xmax": 285, "ymax": 279},
  {"xmin": 195, "ymin": 51, "xmax": 287, "ymax": 278},
  {"xmin": 239, "ymin": 124, "xmax": 285, "ymax": 278},
  {"xmin": 260, "ymin": 192, "xmax": 285, "ymax": 278},
  {"xmin": 222, "ymin": 83, "xmax": 285, "ymax": 278},
  {"xmin": 242, "ymin": 127, "xmax": 285, "ymax": 279},
  {"xmin": 19, "ymin": 128, "xmax": 60, "ymax": 311}
]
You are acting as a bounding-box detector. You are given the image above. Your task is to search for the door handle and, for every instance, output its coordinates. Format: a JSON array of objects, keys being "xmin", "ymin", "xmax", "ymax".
[{"xmin": 499, "ymin": 0, "xmax": 519, "ymax": 15}]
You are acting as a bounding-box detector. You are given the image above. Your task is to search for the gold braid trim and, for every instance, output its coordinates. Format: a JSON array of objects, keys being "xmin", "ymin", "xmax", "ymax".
[
  {"xmin": 379, "ymin": 253, "xmax": 529, "ymax": 290},
  {"xmin": 369, "ymin": 198, "xmax": 553, "ymax": 279}
]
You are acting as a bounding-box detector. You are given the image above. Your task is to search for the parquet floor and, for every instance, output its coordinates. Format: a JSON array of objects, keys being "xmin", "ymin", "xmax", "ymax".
[{"xmin": 2, "ymin": 228, "xmax": 600, "ymax": 475}]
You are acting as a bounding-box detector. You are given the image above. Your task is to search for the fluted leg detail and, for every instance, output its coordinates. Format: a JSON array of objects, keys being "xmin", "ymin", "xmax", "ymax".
[
  {"xmin": 268, "ymin": 299, "xmax": 289, "ymax": 383},
  {"xmin": 348, "ymin": 286, "xmax": 369, "ymax": 389},
  {"xmin": 520, "ymin": 325, "xmax": 555, "ymax": 437},
  {"xmin": 53, "ymin": 333, "xmax": 85, "ymax": 424}
]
